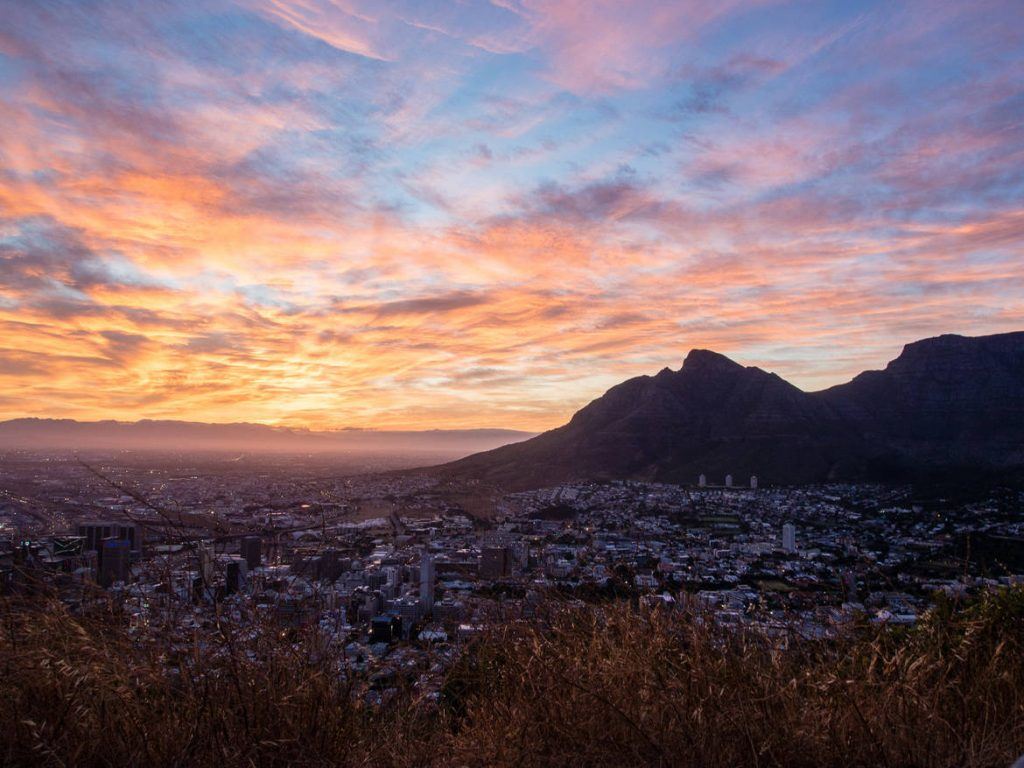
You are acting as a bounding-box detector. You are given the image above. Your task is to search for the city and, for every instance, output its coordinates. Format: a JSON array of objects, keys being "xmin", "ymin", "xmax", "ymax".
[
  {"xmin": 4, "ymin": 451, "xmax": 1022, "ymax": 706},
  {"xmin": 3, "ymin": 0, "xmax": 1023, "ymax": 763}
]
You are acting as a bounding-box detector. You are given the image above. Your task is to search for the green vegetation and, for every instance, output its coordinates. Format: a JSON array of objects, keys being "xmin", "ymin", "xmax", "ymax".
[{"xmin": 2, "ymin": 589, "xmax": 1023, "ymax": 767}]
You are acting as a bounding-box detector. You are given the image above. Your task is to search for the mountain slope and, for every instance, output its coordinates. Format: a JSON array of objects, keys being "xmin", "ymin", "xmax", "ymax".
[
  {"xmin": 818, "ymin": 331, "xmax": 1024, "ymax": 473},
  {"xmin": 443, "ymin": 332, "xmax": 1024, "ymax": 489}
]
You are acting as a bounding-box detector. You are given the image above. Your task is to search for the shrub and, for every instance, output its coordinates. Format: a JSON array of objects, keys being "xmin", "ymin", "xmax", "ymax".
[{"xmin": 2, "ymin": 589, "xmax": 1022, "ymax": 767}]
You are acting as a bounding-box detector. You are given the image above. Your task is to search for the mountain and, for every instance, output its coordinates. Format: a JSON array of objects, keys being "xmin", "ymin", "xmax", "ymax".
[
  {"xmin": 441, "ymin": 332, "xmax": 1024, "ymax": 489},
  {"xmin": 817, "ymin": 332, "xmax": 1024, "ymax": 473},
  {"xmin": 0, "ymin": 418, "xmax": 534, "ymax": 457}
]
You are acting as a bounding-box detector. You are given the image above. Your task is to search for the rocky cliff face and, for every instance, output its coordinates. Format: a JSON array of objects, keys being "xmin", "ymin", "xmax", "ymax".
[
  {"xmin": 817, "ymin": 332, "xmax": 1024, "ymax": 473},
  {"xmin": 820, "ymin": 333, "xmax": 1024, "ymax": 440},
  {"xmin": 442, "ymin": 332, "xmax": 1024, "ymax": 489}
]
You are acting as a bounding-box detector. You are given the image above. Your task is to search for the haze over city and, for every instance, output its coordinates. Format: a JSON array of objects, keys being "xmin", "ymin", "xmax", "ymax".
[{"xmin": 2, "ymin": 0, "xmax": 1022, "ymax": 431}]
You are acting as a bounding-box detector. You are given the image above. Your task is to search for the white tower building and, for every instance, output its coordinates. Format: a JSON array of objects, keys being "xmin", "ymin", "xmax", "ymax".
[
  {"xmin": 698, "ymin": 473, "xmax": 706, "ymax": 487},
  {"xmin": 725, "ymin": 474, "xmax": 733, "ymax": 488},
  {"xmin": 750, "ymin": 475, "xmax": 758, "ymax": 489},
  {"xmin": 782, "ymin": 523, "xmax": 796, "ymax": 553}
]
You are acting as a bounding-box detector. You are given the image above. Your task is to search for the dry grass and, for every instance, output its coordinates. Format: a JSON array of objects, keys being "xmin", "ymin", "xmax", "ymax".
[
  {"xmin": 447, "ymin": 592, "xmax": 1024, "ymax": 768},
  {"xmin": 2, "ymin": 589, "xmax": 1023, "ymax": 767},
  {"xmin": 0, "ymin": 598, "xmax": 441, "ymax": 767}
]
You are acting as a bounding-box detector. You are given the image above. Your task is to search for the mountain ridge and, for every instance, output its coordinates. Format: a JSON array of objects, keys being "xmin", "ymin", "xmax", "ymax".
[{"xmin": 441, "ymin": 331, "xmax": 1024, "ymax": 489}]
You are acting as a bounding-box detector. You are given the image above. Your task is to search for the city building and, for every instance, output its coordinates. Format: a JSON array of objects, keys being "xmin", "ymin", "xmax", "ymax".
[
  {"xmin": 480, "ymin": 546, "xmax": 511, "ymax": 580},
  {"xmin": 782, "ymin": 523, "xmax": 796, "ymax": 553},
  {"xmin": 225, "ymin": 559, "xmax": 242, "ymax": 594},
  {"xmin": 370, "ymin": 615, "xmax": 401, "ymax": 644},
  {"xmin": 420, "ymin": 551, "xmax": 435, "ymax": 611},
  {"xmin": 241, "ymin": 536, "xmax": 262, "ymax": 570},
  {"xmin": 98, "ymin": 538, "xmax": 131, "ymax": 587},
  {"xmin": 198, "ymin": 542, "xmax": 214, "ymax": 583},
  {"xmin": 78, "ymin": 522, "xmax": 142, "ymax": 555}
]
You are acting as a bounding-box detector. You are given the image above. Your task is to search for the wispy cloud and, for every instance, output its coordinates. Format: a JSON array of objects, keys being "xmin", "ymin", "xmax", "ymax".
[
  {"xmin": 244, "ymin": 0, "xmax": 391, "ymax": 61},
  {"xmin": 0, "ymin": 0, "xmax": 1021, "ymax": 429}
]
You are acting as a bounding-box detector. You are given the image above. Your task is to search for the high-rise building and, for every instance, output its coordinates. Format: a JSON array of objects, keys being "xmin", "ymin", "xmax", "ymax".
[
  {"xmin": 698, "ymin": 474, "xmax": 707, "ymax": 487},
  {"xmin": 393, "ymin": 595, "xmax": 423, "ymax": 635},
  {"xmin": 510, "ymin": 540, "xmax": 529, "ymax": 571},
  {"xmin": 225, "ymin": 560, "xmax": 241, "ymax": 595},
  {"xmin": 78, "ymin": 522, "xmax": 142, "ymax": 555},
  {"xmin": 198, "ymin": 542, "xmax": 214, "ymax": 584},
  {"xmin": 725, "ymin": 474, "xmax": 733, "ymax": 488},
  {"xmin": 750, "ymin": 475, "xmax": 758, "ymax": 489},
  {"xmin": 369, "ymin": 615, "xmax": 400, "ymax": 644},
  {"xmin": 241, "ymin": 536, "xmax": 261, "ymax": 570},
  {"xmin": 841, "ymin": 570, "xmax": 858, "ymax": 601},
  {"xmin": 420, "ymin": 551, "xmax": 435, "ymax": 611},
  {"xmin": 79, "ymin": 523, "xmax": 108, "ymax": 553},
  {"xmin": 191, "ymin": 575, "xmax": 205, "ymax": 603},
  {"xmin": 98, "ymin": 538, "xmax": 131, "ymax": 587},
  {"xmin": 318, "ymin": 549, "xmax": 341, "ymax": 582},
  {"xmin": 782, "ymin": 523, "xmax": 796, "ymax": 553},
  {"xmin": 480, "ymin": 546, "xmax": 511, "ymax": 580}
]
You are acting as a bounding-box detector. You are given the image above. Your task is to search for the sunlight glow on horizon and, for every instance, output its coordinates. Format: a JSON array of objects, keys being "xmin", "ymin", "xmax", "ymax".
[{"xmin": 0, "ymin": 0, "xmax": 1022, "ymax": 430}]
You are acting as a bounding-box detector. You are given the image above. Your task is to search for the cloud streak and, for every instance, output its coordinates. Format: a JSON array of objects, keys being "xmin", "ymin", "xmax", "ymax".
[{"xmin": 0, "ymin": 0, "xmax": 1021, "ymax": 429}]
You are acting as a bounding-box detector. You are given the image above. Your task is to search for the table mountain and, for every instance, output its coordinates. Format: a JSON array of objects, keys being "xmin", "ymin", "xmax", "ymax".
[{"xmin": 441, "ymin": 332, "xmax": 1024, "ymax": 489}]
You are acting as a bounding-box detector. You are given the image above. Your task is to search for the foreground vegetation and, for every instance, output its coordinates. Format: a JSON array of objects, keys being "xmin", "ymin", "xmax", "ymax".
[{"xmin": 2, "ymin": 589, "xmax": 1023, "ymax": 767}]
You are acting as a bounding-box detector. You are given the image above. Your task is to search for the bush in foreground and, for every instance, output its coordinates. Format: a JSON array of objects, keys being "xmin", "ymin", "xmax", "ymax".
[
  {"xmin": 2, "ymin": 589, "xmax": 1022, "ymax": 767},
  {"xmin": 447, "ymin": 591, "xmax": 1024, "ymax": 767}
]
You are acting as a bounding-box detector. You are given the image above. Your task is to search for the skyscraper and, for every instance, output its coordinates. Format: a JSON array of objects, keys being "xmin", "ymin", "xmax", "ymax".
[
  {"xmin": 225, "ymin": 560, "xmax": 241, "ymax": 595},
  {"xmin": 419, "ymin": 550, "xmax": 435, "ymax": 612},
  {"xmin": 782, "ymin": 523, "xmax": 796, "ymax": 553},
  {"xmin": 241, "ymin": 536, "xmax": 261, "ymax": 570},
  {"xmin": 98, "ymin": 538, "xmax": 131, "ymax": 587},
  {"xmin": 198, "ymin": 542, "xmax": 214, "ymax": 584},
  {"xmin": 317, "ymin": 548, "xmax": 341, "ymax": 582},
  {"xmin": 481, "ymin": 546, "xmax": 511, "ymax": 580},
  {"xmin": 78, "ymin": 522, "xmax": 141, "ymax": 555}
]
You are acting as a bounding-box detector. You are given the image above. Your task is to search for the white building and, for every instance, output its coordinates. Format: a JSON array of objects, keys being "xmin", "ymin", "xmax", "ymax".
[
  {"xmin": 750, "ymin": 475, "xmax": 758, "ymax": 489},
  {"xmin": 725, "ymin": 474, "xmax": 733, "ymax": 488},
  {"xmin": 782, "ymin": 523, "xmax": 796, "ymax": 553},
  {"xmin": 698, "ymin": 474, "xmax": 707, "ymax": 487}
]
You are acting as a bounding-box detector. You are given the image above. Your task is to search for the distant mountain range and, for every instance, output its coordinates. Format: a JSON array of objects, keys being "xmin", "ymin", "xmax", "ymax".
[
  {"xmin": 441, "ymin": 332, "xmax": 1024, "ymax": 489},
  {"xmin": 0, "ymin": 418, "xmax": 534, "ymax": 457}
]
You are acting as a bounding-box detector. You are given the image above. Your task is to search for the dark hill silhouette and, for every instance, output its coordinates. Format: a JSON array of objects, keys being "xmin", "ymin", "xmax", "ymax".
[{"xmin": 441, "ymin": 332, "xmax": 1024, "ymax": 489}]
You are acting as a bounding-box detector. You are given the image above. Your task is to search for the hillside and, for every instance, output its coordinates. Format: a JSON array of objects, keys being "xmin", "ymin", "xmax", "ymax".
[{"xmin": 442, "ymin": 332, "xmax": 1024, "ymax": 489}]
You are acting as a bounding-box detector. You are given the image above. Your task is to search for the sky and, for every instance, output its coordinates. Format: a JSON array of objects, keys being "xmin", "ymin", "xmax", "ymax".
[{"xmin": 0, "ymin": 0, "xmax": 1022, "ymax": 431}]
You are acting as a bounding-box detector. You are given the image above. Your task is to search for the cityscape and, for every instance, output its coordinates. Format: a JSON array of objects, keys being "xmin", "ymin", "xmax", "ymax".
[
  {"xmin": 2, "ymin": 0, "xmax": 1024, "ymax": 764},
  {"xmin": 3, "ymin": 449, "xmax": 1023, "ymax": 706}
]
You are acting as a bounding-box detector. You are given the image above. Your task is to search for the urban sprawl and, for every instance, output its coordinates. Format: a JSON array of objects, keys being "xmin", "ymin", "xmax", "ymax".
[{"xmin": 3, "ymin": 452, "xmax": 1023, "ymax": 702}]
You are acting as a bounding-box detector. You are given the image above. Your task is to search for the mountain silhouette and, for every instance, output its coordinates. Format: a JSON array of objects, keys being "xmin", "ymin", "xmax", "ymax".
[{"xmin": 442, "ymin": 332, "xmax": 1024, "ymax": 489}]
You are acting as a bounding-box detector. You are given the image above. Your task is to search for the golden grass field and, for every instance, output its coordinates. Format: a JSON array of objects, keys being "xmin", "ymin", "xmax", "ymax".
[{"xmin": 2, "ymin": 587, "xmax": 1022, "ymax": 767}]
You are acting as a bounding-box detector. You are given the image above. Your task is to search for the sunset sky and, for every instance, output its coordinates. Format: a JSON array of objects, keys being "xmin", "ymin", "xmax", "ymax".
[{"xmin": 1, "ymin": 0, "xmax": 1022, "ymax": 431}]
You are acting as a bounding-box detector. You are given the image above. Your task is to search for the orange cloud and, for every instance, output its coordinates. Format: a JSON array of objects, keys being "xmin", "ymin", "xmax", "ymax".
[{"xmin": 1, "ymin": 0, "xmax": 1022, "ymax": 431}]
